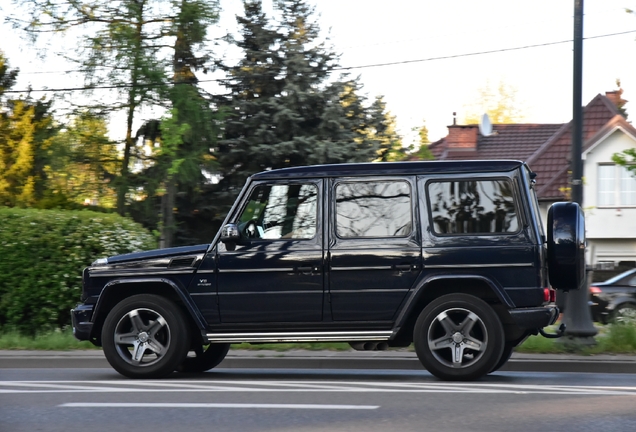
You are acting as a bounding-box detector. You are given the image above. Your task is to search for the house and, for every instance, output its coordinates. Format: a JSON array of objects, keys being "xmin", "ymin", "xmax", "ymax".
[{"xmin": 428, "ymin": 91, "xmax": 636, "ymax": 271}]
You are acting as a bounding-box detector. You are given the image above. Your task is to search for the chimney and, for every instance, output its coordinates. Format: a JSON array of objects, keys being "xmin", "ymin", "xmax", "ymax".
[
  {"xmin": 446, "ymin": 124, "xmax": 479, "ymax": 153},
  {"xmin": 606, "ymin": 90, "xmax": 627, "ymax": 115}
]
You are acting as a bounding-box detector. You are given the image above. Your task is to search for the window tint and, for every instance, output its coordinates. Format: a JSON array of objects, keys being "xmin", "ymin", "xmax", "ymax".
[
  {"xmin": 336, "ymin": 181, "xmax": 411, "ymax": 238},
  {"xmin": 429, "ymin": 180, "xmax": 519, "ymax": 235},
  {"xmin": 238, "ymin": 183, "xmax": 317, "ymax": 240}
]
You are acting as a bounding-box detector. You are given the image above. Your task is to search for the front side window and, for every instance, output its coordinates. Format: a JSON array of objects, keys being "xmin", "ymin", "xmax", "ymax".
[
  {"xmin": 336, "ymin": 181, "xmax": 412, "ymax": 238},
  {"xmin": 428, "ymin": 179, "xmax": 519, "ymax": 235},
  {"xmin": 238, "ymin": 183, "xmax": 317, "ymax": 240}
]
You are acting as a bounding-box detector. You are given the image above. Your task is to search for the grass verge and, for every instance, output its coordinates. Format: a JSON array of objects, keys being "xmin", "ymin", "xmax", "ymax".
[
  {"xmin": 0, "ymin": 328, "xmax": 97, "ymax": 350},
  {"xmin": 2, "ymin": 323, "xmax": 636, "ymax": 354}
]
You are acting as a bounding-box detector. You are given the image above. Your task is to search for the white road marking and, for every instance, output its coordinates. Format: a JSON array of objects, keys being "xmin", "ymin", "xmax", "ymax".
[
  {"xmin": 60, "ymin": 402, "xmax": 379, "ymax": 410},
  {"xmin": 2, "ymin": 380, "xmax": 636, "ymax": 396}
]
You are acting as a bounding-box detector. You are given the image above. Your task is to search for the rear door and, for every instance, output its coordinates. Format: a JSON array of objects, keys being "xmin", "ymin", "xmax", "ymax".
[{"xmin": 327, "ymin": 177, "xmax": 422, "ymax": 321}]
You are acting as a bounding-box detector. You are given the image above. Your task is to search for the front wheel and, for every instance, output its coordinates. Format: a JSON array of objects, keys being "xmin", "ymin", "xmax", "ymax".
[
  {"xmin": 612, "ymin": 303, "xmax": 636, "ymax": 324},
  {"xmin": 102, "ymin": 294, "xmax": 191, "ymax": 379},
  {"xmin": 177, "ymin": 343, "xmax": 231, "ymax": 373},
  {"xmin": 414, "ymin": 294, "xmax": 504, "ymax": 381}
]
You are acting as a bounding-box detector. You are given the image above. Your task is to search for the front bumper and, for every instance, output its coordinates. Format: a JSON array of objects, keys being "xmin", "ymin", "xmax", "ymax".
[
  {"xmin": 509, "ymin": 305, "xmax": 560, "ymax": 330},
  {"xmin": 71, "ymin": 304, "xmax": 94, "ymax": 342}
]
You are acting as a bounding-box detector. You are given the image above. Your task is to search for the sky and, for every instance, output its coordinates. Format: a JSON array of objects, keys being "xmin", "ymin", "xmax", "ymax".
[{"xmin": 2, "ymin": 0, "xmax": 636, "ymax": 146}]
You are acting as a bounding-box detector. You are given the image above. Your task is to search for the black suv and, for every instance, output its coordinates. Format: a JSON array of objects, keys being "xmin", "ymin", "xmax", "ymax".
[{"xmin": 72, "ymin": 160, "xmax": 585, "ymax": 381}]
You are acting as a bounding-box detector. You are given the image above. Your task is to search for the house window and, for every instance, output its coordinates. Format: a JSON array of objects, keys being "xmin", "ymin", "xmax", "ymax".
[
  {"xmin": 598, "ymin": 164, "xmax": 636, "ymax": 207},
  {"xmin": 621, "ymin": 166, "xmax": 636, "ymax": 206}
]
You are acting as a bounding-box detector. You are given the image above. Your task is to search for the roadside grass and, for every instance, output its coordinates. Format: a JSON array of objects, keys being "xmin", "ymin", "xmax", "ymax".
[
  {"xmin": 0, "ymin": 328, "xmax": 97, "ymax": 350},
  {"xmin": 2, "ymin": 322, "xmax": 636, "ymax": 354}
]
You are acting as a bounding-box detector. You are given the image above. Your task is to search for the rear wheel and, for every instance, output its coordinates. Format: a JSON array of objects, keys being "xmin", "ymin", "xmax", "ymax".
[
  {"xmin": 489, "ymin": 343, "xmax": 514, "ymax": 373},
  {"xmin": 102, "ymin": 294, "xmax": 190, "ymax": 379},
  {"xmin": 177, "ymin": 343, "xmax": 231, "ymax": 373},
  {"xmin": 414, "ymin": 294, "xmax": 504, "ymax": 381}
]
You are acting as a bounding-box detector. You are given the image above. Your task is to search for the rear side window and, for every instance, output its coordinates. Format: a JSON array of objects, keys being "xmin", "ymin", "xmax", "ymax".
[
  {"xmin": 428, "ymin": 179, "xmax": 519, "ymax": 235},
  {"xmin": 335, "ymin": 180, "xmax": 412, "ymax": 238}
]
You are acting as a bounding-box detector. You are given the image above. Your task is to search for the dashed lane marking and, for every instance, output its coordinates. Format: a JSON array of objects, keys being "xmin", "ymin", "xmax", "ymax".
[{"xmin": 60, "ymin": 402, "xmax": 379, "ymax": 409}]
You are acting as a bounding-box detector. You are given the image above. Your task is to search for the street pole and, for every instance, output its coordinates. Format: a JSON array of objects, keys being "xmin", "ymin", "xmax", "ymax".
[{"xmin": 561, "ymin": 0, "xmax": 597, "ymax": 344}]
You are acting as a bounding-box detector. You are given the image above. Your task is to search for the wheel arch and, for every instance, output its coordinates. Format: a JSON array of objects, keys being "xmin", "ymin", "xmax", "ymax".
[
  {"xmin": 393, "ymin": 274, "xmax": 514, "ymax": 344},
  {"xmin": 89, "ymin": 278, "xmax": 206, "ymax": 345}
]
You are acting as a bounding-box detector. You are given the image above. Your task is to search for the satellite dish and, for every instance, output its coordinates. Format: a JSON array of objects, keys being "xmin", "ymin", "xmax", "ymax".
[{"xmin": 479, "ymin": 113, "xmax": 493, "ymax": 136}]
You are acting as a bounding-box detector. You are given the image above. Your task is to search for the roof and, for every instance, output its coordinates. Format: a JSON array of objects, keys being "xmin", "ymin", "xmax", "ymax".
[
  {"xmin": 527, "ymin": 94, "xmax": 621, "ymax": 199},
  {"xmin": 429, "ymin": 93, "xmax": 624, "ymax": 201},
  {"xmin": 430, "ymin": 123, "xmax": 564, "ymax": 161},
  {"xmin": 251, "ymin": 160, "xmax": 525, "ymax": 180}
]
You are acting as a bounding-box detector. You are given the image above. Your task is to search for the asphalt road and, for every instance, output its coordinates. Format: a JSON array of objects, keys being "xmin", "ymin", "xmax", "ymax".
[
  {"xmin": 3, "ymin": 349, "xmax": 636, "ymax": 373},
  {"xmin": 3, "ymin": 362, "xmax": 636, "ymax": 431}
]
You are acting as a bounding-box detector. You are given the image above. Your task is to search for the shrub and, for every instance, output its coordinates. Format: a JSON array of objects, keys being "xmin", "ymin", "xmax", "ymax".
[{"xmin": 0, "ymin": 207, "xmax": 156, "ymax": 334}]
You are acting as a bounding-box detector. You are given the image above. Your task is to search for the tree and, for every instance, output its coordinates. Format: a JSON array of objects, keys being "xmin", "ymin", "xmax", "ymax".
[
  {"xmin": 407, "ymin": 120, "xmax": 434, "ymax": 161},
  {"xmin": 0, "ymin": 52, "xmax": 57, "ymax": 207},
  {"xmin": 212, "ymin": 0, "xmax": 397, "ymax": 212},
  {"xmin": 612, "ymin": 149, "xmax": 636, "ymax": 176},
  {"xmin": 44, "ymin": 112, "xmax": 119, "ymax": 208},
  {"xmin": 11, "ymin": 0, "xmax": 219, "ymax": 219},
  {"xmin": 132, "ymin": 0, "xmax": 220, "ymax": 247},
  {"xmin": 463, "ymin": 80, "xmax": 525, "ymax": 124}
]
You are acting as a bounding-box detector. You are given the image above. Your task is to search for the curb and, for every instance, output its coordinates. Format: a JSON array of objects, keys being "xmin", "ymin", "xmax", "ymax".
[{"xmin": 1, "ymin": 350, "xmax": 636, "ymax": 374}]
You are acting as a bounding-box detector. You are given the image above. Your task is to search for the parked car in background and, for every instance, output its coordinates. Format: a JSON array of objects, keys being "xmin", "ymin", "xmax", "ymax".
[{"xmin": 590, "ymin": 268, "xmax": 636, "ymax": 324}]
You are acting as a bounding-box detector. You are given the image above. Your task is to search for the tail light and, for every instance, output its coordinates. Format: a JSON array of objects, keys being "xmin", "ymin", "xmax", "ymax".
[
  {"xmin": 543, "ymin": 288, "xmax": 556, "ymax": 303},
  {"xmin": 590, "ymin": 286, "xmax": 602, "ymax": 294}
]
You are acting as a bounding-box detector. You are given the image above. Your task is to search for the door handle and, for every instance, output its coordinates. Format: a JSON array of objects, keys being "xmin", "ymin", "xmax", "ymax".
[{"xmin": 395, "ymin": 264, "xmax": 414, "ymax": 272}]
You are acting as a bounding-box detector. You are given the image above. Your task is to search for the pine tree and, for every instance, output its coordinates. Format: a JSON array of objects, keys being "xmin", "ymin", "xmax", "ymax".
[{"xmin": 214, "ymin": 0, "xmax": 396, "ymax": 202}]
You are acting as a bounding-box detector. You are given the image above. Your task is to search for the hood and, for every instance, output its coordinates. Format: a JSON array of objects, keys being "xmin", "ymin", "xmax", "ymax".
[{"xmin": 103, "ymin": 244, "xmax": 210, "ymax": 265}]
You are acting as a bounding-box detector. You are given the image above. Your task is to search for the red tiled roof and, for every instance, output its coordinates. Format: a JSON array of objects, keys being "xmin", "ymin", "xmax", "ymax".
[
  {"xmin": 428, "ymin": 93, "xmax": 622, "ymax": 201},
  {"xmin": 430, "ymin": 123, "xmax": 563, "ymax": 161},
  {"xmin": 527, "ymin": 94, "xmax": 620, "ymax": 199}
]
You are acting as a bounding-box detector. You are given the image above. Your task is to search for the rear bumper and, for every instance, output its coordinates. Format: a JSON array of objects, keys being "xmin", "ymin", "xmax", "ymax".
[
  {"xmin": 509, "ymin": 305, "xmax": 559, "ymax": 330},
  {"xmin": 70, "ymin": 304, "xmax": 94, "ymax": 342}
]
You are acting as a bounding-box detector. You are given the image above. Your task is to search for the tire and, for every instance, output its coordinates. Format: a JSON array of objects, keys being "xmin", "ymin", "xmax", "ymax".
[
  {"xmin": 102, "ymin": 294, "xmax": 191, "ymax": 379},
  {"xmin": 177, "ymin": 343, "xmax": 231, "ymax": 373},
  {"xmin": 489, "ymin": 343, "xmax": 514, "ymax": 373},
  {"xmin": 547, "ymin": 202, "xmax": 586, "ymax": 291},
  {"xmin": 414, "ymin": 293, "xmax": 504, "ymax": 381},
  {"xmin": 612, "ymin": 303, "xmax": 636, "ymax": 325}
]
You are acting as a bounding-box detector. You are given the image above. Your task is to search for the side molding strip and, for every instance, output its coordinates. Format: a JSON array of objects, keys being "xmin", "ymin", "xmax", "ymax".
[{"xmin": 205, "ymin": 330, "xmax": 393, "ymax": 343}]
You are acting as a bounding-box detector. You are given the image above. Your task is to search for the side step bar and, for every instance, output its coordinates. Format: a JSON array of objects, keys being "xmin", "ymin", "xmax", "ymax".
[{"xmin": 205, "ymin": 330, "xmax": 394, "ymax": 344}]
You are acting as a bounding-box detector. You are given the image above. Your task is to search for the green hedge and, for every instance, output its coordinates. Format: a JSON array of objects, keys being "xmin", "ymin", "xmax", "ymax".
[{"xmin": 0, "ymin": 207, "xmax": 156, "ymax": 334}]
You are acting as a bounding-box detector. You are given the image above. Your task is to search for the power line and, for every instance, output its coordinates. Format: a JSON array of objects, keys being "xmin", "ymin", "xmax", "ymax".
[
  {"xmin": 334, "ymin": 29, "xmax": 636, "ymax": 71},
  {"xmin": 5, "ymin": 29, "xmax": 636, "ymax": 94}
]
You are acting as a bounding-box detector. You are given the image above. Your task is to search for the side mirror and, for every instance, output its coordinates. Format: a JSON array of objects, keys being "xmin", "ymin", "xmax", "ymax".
[{"xmin": 220, "ymin": 223, "xmax": 240, "ymax": 243}]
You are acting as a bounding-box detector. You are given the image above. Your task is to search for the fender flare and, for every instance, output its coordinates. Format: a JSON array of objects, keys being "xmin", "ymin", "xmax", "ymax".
[
  {"xmin": 394, "ymin": 273, "xmax": 515, "ymax": 330},
  {"xmin": 91, "ymin": 277, "xmax": 207, "ymax": 332}
]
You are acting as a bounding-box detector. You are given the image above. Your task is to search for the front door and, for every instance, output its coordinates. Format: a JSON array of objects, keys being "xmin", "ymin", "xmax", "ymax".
[{"xmin": 217, "ymin": 180, "xmax": 324, "ymax": 323}]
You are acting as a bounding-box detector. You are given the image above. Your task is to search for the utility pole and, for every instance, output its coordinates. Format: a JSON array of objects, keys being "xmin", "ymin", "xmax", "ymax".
[{"xmin": 561, "ymin": 0, "xmax": 598, "ymax": 344}]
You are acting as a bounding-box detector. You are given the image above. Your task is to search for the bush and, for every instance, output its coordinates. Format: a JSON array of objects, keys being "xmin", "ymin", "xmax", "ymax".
[{"xmin": 0, "ymin": 207, "xmax": 156, "ymax": 335}]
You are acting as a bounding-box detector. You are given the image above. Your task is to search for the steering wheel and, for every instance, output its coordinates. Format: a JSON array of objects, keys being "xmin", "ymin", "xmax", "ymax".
[{"xmin": 243, "ymin": 220, "xmax": 260, "ymax": 238}]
